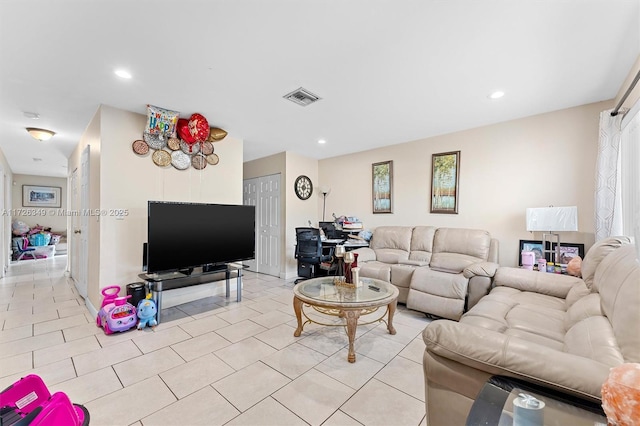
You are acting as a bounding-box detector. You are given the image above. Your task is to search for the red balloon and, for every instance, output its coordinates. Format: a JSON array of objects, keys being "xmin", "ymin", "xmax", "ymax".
[
  {"xmin": 177, "ymin": 118, "xmax": 196, "ymax": 144},
  {"xmin": 188, "ymin": 113, "xmax": 210, "ymax": 142}
]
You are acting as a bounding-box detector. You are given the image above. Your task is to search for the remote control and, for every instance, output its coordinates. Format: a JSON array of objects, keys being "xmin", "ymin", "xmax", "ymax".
[{"xmin": 368, "ymin": 285, "xmax": 380, "ymax": 292}]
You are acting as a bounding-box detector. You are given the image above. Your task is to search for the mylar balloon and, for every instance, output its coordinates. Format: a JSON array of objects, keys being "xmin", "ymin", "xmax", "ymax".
[
  {"xmin": 177, "ymin": 118, "xmax": 196, "ymax": 144},
  {"xmin": 188, "ymin": 113, "xmax": 210, "ymax": 142},
  {"xmin": 207, "ymin": 127, "xmax": 228, "ymax": 142},
  {"xmin": 146, "ymin": 105, "xmax": 179, "ymax": 137}
]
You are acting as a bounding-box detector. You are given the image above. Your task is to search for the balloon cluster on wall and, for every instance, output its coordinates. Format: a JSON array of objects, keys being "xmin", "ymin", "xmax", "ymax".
[{"xmin": 131, "ymin": 105, "xmax": 228, "ymax": 170}]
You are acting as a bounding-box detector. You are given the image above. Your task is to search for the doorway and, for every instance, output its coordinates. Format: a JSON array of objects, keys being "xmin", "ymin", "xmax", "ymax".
[{"xmin": 243, "ymin": 173, "xmax": 281, "ymax": 277}]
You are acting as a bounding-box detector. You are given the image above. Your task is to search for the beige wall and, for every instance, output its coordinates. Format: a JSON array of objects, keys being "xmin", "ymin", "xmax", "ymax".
[
  {"xmin": 70, "ymin": 105, "xmax": 244, "ymax": 310},
  {"xmin": 11, "ymin": 174, "xmax": 67, "ymax": 232},
  {"xmin": 318, "ymin": 101, "xmax": 612, "ymax": 267}
]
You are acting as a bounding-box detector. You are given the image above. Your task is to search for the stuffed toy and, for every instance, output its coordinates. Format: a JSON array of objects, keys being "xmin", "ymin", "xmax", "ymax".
[{"xmin": 136, "ymin": 295, "xmax": 158, "ymax": 330}]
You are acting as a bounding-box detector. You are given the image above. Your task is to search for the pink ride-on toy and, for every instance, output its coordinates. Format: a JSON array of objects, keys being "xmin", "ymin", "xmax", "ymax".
[
  {"xmin": 0, "ymin": 374, "xmax": 89, "ymax": 426},
  {"xmin": 96, "ymin": 285, "xmax": 137, "ymax": 334}
]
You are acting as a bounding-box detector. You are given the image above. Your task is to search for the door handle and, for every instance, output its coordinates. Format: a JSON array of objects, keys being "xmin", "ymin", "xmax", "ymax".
[{"xmin": 74, "ymin": 230, "xmax": 81, "ymax": 234}]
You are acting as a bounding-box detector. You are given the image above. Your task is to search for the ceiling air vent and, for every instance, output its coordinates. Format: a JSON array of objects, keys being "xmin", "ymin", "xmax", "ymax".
[{"xmin": 283, "ymin": 87, "xmax": 321, "ymax": 107}]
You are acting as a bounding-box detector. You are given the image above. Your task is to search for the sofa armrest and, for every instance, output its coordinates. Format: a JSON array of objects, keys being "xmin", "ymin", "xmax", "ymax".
[
  {"xmin": 493, "ymin": 267, "xmax": 587, "ymax": 299},
  {"xmin": 423, "ymin": 320, "xmax": 610, "ymax": 400},
  {"xmin": 352, "ymin": 247, "xmax": 376, "ymax": 262},
  {"xmin": 463, "ymin": 261, "xmax": 499, "ymax": 279}
]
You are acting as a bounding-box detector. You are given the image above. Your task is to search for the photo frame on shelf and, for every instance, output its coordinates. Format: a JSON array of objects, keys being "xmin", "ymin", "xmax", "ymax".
[
  {"xmin": 430, "ymin": 150, "xmax": 460, "ymax": 214},
  {"xmin": 22, "ymin": 185, "xmax": 61, "ymax": 208},
  {"xmin": 552, "ymin": 242, "xmax": 585, "ymax": 265},
  {"xmin": 518, "ymin": 240, "xmax": 545, "ymax": 265},
  {"xmin": 372, "ymin": 160, "xmax": 393, "ymax": 214}
]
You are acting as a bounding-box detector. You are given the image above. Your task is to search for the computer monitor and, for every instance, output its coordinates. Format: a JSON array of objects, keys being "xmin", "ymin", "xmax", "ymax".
[{"xmin": 319, "ymin": 221, "xmax": 344, "ymax": 239}]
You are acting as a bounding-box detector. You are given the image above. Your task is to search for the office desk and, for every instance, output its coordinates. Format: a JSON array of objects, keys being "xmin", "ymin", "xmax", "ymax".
[{"xmin": 322, "ymin": 239, "xmax": 369, "ymax": 250}]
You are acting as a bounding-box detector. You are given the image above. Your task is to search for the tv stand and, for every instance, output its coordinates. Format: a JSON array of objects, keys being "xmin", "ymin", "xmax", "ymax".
[{"xmin": 138, "ymin": 263, "xmax": 247, "ymax": 324}]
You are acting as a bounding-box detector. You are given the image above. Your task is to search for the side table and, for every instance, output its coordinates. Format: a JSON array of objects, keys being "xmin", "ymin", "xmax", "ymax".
[{"xmin": 466, "ymin": 376, "xmax": 606, "ymax": 425}]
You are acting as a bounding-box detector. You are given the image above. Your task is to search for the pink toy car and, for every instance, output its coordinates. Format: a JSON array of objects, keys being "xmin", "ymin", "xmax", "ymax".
[{"xmin": 96, "ymin": 285, "xmax": 137, "ymax": 334}]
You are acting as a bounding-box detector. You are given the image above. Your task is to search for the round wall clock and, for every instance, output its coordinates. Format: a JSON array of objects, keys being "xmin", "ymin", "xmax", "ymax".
[{"xmin": 294, "ymin": 175, "xmax": 313, "ymax": 200}]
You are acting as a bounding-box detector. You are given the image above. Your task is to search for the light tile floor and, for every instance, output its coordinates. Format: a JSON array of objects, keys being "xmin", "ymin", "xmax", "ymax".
[{"xmin": 0, "ymin": 257, "xmax": 431, "ymax": 426}]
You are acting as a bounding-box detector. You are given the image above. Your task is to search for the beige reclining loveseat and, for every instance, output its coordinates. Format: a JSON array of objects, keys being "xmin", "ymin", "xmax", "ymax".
[
  {"xmin": 422, "ymin": 236, "xmax": 639, "ymax": 425},
  {"xmin": 353, "ymin": 226, "xmax": 499, "ymax": 320}
]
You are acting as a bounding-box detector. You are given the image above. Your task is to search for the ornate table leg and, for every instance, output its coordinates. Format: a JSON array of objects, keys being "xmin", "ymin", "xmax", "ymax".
[
  {"xmin": 345, "ymin": 309, "xmax": 361, "ymax": 363},
  {"xmin": 387, "ymin": 299, "xmax": 397, "ymax": 335},
  {"xmin": 293, "ymin": 296, "xmax": 304, "ymax": 337}
]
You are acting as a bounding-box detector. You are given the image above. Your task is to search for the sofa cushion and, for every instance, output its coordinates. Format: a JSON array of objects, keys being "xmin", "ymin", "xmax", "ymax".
[
  {"xmin": 408, "ymin": 226, "xmax": 436, "ymax": 263},
  {"xmin": 564, "ymin": 293, "xmax": 603, "ymax": 329},
  {"xmin": 374, "ymin": 248, "xmax": 409, "ymax": 264},
  {"xmin": 430, "ymin": 252, "xmax": 484, "ymax": 274},
  {"xmin": 390, "ymin": 264, "xmax": 416, "ymax": 288},
  {"xmin": 432, "ymin": 228, "xmax": 492, "ymax": 260},
  {"xmin": 563, "ymin": 316, "xmax": 624, "ymax": 366},
  {"xmin": 369, "ymin": 226, "xmax": 413, "ymax": 251},
  {"xmin": 581, "ymin": 236, "xmax": 631, "ymax": 290},
  {"xmin": 593, "ymin": 244, "xmax": 640, "ymax": 363}
]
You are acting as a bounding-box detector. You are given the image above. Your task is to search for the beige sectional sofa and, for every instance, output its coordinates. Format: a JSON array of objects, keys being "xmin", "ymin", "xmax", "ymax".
[
  {"xmin": 422, "ymin": 236, "xmax": 639, "ymax": 425},
  {"xmin": 353, "ymin": 226, "xmax": 499, "ymax": 320}
]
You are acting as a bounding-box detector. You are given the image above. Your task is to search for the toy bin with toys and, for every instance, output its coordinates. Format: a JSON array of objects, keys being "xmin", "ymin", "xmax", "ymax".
[{"xmin": 96, "ymin": 285, "xmax": 137, "ymax": 334}]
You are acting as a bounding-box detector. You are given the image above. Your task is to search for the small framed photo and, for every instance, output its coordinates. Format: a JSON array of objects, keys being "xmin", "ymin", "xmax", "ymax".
[
  {"xmin": 372, "ymin": 160, "xmax": 393, "ymax": 214},
  {"xmin": 430, "ymin": 151, "xmax": 460, "ymax": 214},
  {"xmin": 23, "ymin": 185, "xmax": 61, "ymax": 208},
  {"xmin": 552, "ymin": 242, "xmax": 585, "ymax": 265},
  {"xmin": 519, "ymin": 240, "xmax": 545, "ymax": 265}
]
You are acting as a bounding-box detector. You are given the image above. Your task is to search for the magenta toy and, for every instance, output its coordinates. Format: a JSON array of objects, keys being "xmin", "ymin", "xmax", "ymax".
[
  {"xmin": 96, "ymin": 285, "xmax": 137, "ymax": 334},
  {"xmin": 0, "ymin": 374, "xmax": 89, "ymax": 425}
]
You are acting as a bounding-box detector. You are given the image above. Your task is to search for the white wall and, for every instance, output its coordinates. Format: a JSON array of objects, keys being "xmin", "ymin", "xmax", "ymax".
[{"xmin": 318, "ymin": 101, "xmax": 611, "ymax": 267}]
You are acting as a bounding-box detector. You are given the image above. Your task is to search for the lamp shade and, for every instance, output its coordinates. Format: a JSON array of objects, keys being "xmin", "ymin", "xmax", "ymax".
[{"xmin": 526, "ymin": 206, "xmax": 578, "ymax": 232}]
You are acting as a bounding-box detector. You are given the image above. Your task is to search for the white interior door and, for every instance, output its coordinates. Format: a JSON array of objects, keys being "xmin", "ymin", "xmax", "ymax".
[
  {"xmin": 243, "ymin": 179, "xmax": 258, "ymax": 272},
  {"xmin": 71, "ymin": 146, "xmax": 90, "ymax": 298},
  {"xmin": 258, "ymin": 174, "xmax": 280, "ymax": 277},
  {"xmin": 243, "ymin": 174, "xmax": 281, "ymax": 277}
]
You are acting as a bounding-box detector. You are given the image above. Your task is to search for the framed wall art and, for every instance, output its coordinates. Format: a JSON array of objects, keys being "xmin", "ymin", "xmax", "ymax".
[
  {"xmin": 430, "ymin": 151, "xmax": 460, "ymax": 214},
  {"xmin": 552, "ymin": 242, "xmax": 585, "ymax": 265},
  {"xmin": 372, "ymin": 160, "xmax": 393, "ymax": 213},
  {"xmin": 23, "ymin": 185, "xmax": 61, "ymax": 208},
  {"xmin": 518, "ymin": 240, "xmax": 545, "ymax": 265}
]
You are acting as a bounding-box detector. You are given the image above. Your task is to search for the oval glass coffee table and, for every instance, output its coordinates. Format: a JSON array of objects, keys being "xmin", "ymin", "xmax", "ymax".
[{"xmin": 293, "ymin": 276, "xmax": 399, "ymax": 363}]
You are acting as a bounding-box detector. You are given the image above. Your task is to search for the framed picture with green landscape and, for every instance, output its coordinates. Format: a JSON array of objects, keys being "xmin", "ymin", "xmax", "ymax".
[
  {"xmin": 372, "ymin": 160, "xmax": 393, "ymax": 213},
  {"xmin": 430, "ymin": 151, "xmax": 460, "ymax": 214}
]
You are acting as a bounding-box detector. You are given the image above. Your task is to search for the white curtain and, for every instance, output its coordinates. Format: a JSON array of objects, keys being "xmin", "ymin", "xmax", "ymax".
[
  {"xmin": 620, "ymin": 102, "xmax": 640, "ymax": 258},
  {"xmin": 595, "ymin": 110, "xmax": 624, "ymax": 241}
]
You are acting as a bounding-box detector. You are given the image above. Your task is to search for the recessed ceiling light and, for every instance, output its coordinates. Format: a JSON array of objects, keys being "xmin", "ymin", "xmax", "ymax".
[
  {"xmin": 489, "ymin": 91, "xmax": 505, "ymax": 99},
  {"xmin": 115, "ymin": 69, "xmax": 132, "ymax": 79},
  {"xmin": 318, "ymin": 139, "xmax": 326, "ymax": 144},
  {"xmin": 23, "ymin": 112, "xmax": 40, "ymax": 119}
]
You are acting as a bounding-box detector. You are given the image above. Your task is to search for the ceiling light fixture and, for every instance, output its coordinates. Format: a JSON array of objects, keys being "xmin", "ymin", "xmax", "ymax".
[
  {"xmin": 489, "ymin": 91, "xmax": 505, "ymax": 99},
  {"xmin": 115, "ymin": 69, "xmax": 132, "ymax": 79},
  {"xmin": 26, "ymin": 127, "xmax": 55, "ymax": 141},
  {"xmin": 318, "ymin": 139, "xmax": 326, "ymax": 144}
]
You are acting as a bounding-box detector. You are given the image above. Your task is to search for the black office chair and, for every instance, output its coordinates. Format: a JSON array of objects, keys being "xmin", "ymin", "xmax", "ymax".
[{"xmin": 294, "ymin": 227, "xmax": 336, "ymax": 284}]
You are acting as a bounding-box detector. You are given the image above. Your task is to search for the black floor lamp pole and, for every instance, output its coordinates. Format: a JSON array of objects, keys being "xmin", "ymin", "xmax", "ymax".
[{"xmin": 322, "ymin": 193, "xmax": 327, "ymax": 221}]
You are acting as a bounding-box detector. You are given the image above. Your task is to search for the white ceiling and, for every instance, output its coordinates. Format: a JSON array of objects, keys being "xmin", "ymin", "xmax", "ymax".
[{"xmin": 1, "ymin": 1, "xmax": 638, "ymax": 178}]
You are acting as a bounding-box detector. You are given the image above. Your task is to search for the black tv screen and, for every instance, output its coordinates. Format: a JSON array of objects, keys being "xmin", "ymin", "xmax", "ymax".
[{"xmin": 147, "ymin": 201, "xmax": 255, "ymax": 274}]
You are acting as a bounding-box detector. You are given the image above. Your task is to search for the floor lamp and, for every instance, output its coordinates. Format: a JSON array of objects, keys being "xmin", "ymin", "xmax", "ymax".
[
  {"xmin": 526, "ymin": 206, "xmax": 578, "ymax": 265},
  {"xmin": 319, "ymin": 187, "xmax": 331, "ymax": 221}
]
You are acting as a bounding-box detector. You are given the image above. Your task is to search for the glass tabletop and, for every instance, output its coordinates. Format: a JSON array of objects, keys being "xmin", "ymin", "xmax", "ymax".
[
  {"xmin": 467, "ymin": 376, "xmax": 607, "ymax": 426},
  {"xmin": 295, "ymin": 276, "xmax": 395, "ymax": 304}
]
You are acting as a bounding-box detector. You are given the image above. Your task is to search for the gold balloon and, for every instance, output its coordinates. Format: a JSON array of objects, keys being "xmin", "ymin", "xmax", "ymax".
[{"xmin": 207, "ymin": 127, "xmax": 227, "ymax": 142}]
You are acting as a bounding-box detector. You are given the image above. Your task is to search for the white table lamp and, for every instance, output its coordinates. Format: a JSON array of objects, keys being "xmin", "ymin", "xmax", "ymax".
[{"xmin": 526, "ymin": 206, "xmax": 578, "ymax": 264}]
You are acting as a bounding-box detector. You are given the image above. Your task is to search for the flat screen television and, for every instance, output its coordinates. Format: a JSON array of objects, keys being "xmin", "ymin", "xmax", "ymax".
[{"xmin": 146, "ymin": 201, "xmax": 255, "ymax": 274}]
